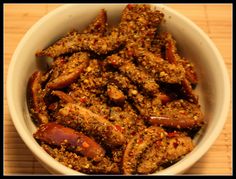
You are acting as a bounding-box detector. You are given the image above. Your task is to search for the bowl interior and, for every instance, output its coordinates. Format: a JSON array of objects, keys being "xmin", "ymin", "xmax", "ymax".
[{"xmin": 7, "ymin": 4, "xmax": 230, "ymax": 175}]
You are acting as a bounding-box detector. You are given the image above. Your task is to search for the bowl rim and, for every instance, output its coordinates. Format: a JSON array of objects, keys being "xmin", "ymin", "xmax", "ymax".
[{"xmin": 6, "ymin": 4, "xmax": 230, "ymax": 175}]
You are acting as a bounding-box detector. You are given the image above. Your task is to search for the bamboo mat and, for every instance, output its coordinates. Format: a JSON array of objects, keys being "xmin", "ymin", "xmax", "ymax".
[{"xmin": 3, "ymin": 4, "xmax": 232, "ymax": 175}]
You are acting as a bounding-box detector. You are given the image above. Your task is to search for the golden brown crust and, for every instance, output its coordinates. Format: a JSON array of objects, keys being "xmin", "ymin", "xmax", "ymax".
[
  {"xmin": 161, "ymin": 32, "xmax": 198, "ymax": 85},
  {"xmin": 51, "ymin": 90, "xmax": 75, "ymax": 103},
  {"xmin": 136, "ymin": 139, "xmax": 166, "ymax": 174},
  {"xmin": 34, "ymin": 122, "xmax": 105, "ymax": 161},
  {"xmin": 119, "ymin": 4, "xmax": 164, "ymax": 48},
  {"xmin": 42, "ymin": 144, "xmax": 120, "ymax": 174},
  {"xmin": 181, "ymin": 79, "xmax": 198, "ymax": 104},
  {"xmin": 109, "ymin": 104, "xmax": 146, "ymax": 143},
  {"xmin": 107, "ymin": 84, "xmax": 126, "ymax": 105},
  {"xmin": 132, "ymin": 47, "xmax": 186, "ymax": 84},
  {"xmin": 28, "ymin": 4, "xmax": 204, "ymax": 174},
  {"xmin": 107, "ymin": 72, "xmax": 162, "ymax": 117},
  {"xmin": 46, "ymin": 52, "xmax": 90, "ymax": 89},
  {"xmin": 178, "ymin": 58, "xmax": 198, "ymax": 85},
  {"xmin": 122, "ymin": 126, "xmax": 167, "ymax": 174},
  {"xmin": 158, "ymin": 32, "xmax": 198, "ymax": 102},
  {"xmin": 57, "ymin": 103, "xmax": 125, "ymax": 148},
  {"xmin": 82, "ymin": 9, "xmax": 108, "ymax": 35},
  {"xmin": 123, "ymin": 127, "xmax": 194, "ymax": 174},
  {"xmin": 165, "ymin": 133, "xmax": 194, "ymax": 162},
  {"xmin": 146, "ymin": 99, "xmax": 204, "ymax": 129},
  {"xmin": 36, "ymin": 31, "xmax": 124, "ymax": 58},
  {"xmin": 106, "ymin": 54, "xmax": 159, "ymax": 95},
  {"xmin": 27, "ymin": 71, "xmax": 49, "ymax": 125}
]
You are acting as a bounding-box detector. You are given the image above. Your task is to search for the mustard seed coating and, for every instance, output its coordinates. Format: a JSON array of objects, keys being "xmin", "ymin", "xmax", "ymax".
[
  {"xmin": 27, "ymin": 71, "xmax": 49, "ymax": 125},
  {"xmin": 82, "ymin": 9, "xmax": 108, "ymax": 35},
  {"xmin": 46, "ymin": 52, "xmax": 90, "ymax": 89},
  {"xmin": 106, "ymin": 54, "xmax": 160, "ymax": 95},
  {"xmin": 27, "ymin": 4, "xmax": 205, "ymax": 175},
  {"xmin": 42, "ymin": 144, "xmax": 120, "ymax": 174},
  {"xmin": 36, "ymin": 30, "xmax": 125, "ymax": 58},
  {"xmin": 119, "ymin": 4, "xmax": 164, "ymax": 49},
  {"xmin": 34, "ymin": 122, "xmax": 106, "ymax": 161},
  {"xmin": 132, "ymin": 46, "xmax": 186, "ymax": 84}
]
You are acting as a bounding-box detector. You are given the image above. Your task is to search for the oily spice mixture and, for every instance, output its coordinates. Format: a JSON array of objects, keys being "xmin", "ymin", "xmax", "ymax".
[{"xmin": 27, "ymin": 4, "xmax": 205, "ymax": 174}]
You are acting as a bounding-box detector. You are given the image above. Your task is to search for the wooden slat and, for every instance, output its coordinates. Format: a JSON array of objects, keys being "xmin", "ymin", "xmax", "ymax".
[{"xmin": 4, "ymin": 4, "xmax": 232, "ymax": 175}]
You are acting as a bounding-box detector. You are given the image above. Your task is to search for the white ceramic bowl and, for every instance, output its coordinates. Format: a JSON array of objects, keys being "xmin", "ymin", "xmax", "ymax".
[{"xmin": 7, "ymin": 4, "xmax": 230, "ymax": 175}]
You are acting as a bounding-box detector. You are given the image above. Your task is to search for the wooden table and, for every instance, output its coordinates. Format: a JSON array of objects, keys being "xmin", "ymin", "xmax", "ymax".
[{"xmin": 4, "ymin": 4, "xmax": 232, "ymax": 175}]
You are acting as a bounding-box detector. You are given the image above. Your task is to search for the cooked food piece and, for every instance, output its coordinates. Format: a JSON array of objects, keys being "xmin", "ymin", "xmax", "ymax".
[
  {"xmin": 178, "ymin": 58, "xmax": 198, "ymax": 87},
  {"xmin": 105, "ymin": 54, "xmax": 124, "ymax": 68},
  {"xmin": 158, "ymin": 80, "xmax": 198, "ymax": 105},
  {"xmin": 119, "ymin": 62, "xmax": 159, "ymax": 95},
  {"xmin": 36, "ymin": 31, "xmax": 125, "ymax": 58},
  {"xmin": 145, "ymin": 99, "xmax": 204, "ymax": 129},
  {"xmin": 42, "ymin": 144, "xmax": 120, "ymax": 174},
  {"xmin": 119, "ymin": 4, "xmax": 164, "ymax": 48},
  {"xmin": 111, "ymin": 147, "xmax": 125, "ymax": 165},
  {"xmin": 36, "ymin": 10, "xmax": 109, "ymax": 58},
  {"xmin": 27, "ymin": 71, "xmax": 49, "ymax": 125},
  {"xmin": 107, "ymin": 72, "xmax": 138, "ymax": 97},
  {"xmin": 160, "ymin": 32, "xmax": 198, "ymax": 103},
  {"xmin": 165, "ymin": 132, "xmax": 194, "ymax": 162},
  {"xmin": 160, "ymin": 32, "xmax": 198, "ymax": 85},
  {"xmin": 28, "ymin": 4, "xmax": 205, "ymax": 175},
  {"xmin": 163, "ymin": 33, "xmax": 178, "ymax": 64},
  {"xmin": 132, "ymin": 93, "xmax": 163, "ymax": 117},
  {"xmin": 40, "ymin": 68, "xmax": 53, "ymax": 86},
  {"xmin": 106, "ymin": 55, "xmax": 159, "ymax": 95},
  {"xmin": 47, "ymin": 57, "xmax": 68, "ymax": 81},
  {"xmin": 69, "ymin": 80, "xmax": 110, "ymax": 118},
  {"xmin": 131, "ymin": 47, "xmax": 186, "ymax": 84},
  {"xmin": 46, "ymin": 52, "xmax": 89, "ymax": 89},
  {"xmin": 107, "ymin": 84, "xmax": 126, "ymax": 105},
  {"xmin": 69, "ymin": 87, "xmax": 104, "ymax": 107},
  {"xmin": 123, "ymin": 126, "xmax": 167, "ymax": 174},
  {"xmin": 109, "ymin": 103, "xmax": 146, "ymax": 142},
  {"xmin": 181, "ymin": 79, "xmax": 198, "ymax": 104},
  {"xmin": 35, "ymin": 30, "xmax": 78, "ymax": 58},
  {"xmin": 88, "ymin": 103, "xmax": 110, "ymax": 119},
  {"xmin": 158, "ymin": 92, "xmax": 172, "ymax": 105},
  {"xmin": 78, "ymin": 59, "xmax": 108, "ymax": 95},
  {"xmin": 123, "ymin": 127, "xmax": 194, "ymax": 174},
  {"xmin": 34, "ymin": 122, "xmax": 105, "ymax": 161},
  {"xmin": 51, "ymin": 90, "xmax": 75, "ymax": 103},
  {"xmin": 82, "ymin": 9, "xmax": 108, "ymax": 35},
  {"xmin": 136, "ymin": 138, "xmax": 167, "ymax": 174},
  {"xmin": 108, "ymin": 72, "xmax": 162, "ymax": 116},
  {"xmin": 57, "ymin": 103, "xmax": 125, "ymax": 147}
]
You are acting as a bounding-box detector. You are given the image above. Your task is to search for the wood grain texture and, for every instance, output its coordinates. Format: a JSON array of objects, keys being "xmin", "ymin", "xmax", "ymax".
[{"xmin": 4, "ymin": 4, "xmax": 232, "ymax": 175}]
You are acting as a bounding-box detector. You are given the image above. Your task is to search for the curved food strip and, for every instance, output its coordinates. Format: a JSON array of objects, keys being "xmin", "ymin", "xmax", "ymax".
[
  {"xmin": 34, "ymin": 122, "xmax": 105, "ymax": 161},
  {"xmin": 27, "ymin": 71, "xmax": 49, "ymax": 125},
  {"xmin": 46, "ymin": 52, "xmax": 89, "ymax": 89},
  {"xmin": 146, "ymin": 99, "xmax": 204, "ymax": 129},
  {"xmin": 57, "ymin": 103, "xmax": 125, "ymax": 148},
  {"xmin": 123, "ymin": 126, "xmax": 194, "ymax": 174}
]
